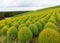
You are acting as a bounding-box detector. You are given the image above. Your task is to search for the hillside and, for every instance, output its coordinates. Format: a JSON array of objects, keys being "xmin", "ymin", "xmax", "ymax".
[
  {"xmin": 0, "ymin": 5, "xmax": 60, "ymax": 43},
  {"xmin": 14, "ymin": 5, "xmax": 60, "ymax": 17}
]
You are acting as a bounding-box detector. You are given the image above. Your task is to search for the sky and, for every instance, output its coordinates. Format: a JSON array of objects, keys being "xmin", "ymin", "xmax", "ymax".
[{"xmin": 0, "ymin": 0, "xmax": 60, "ymax": 11}]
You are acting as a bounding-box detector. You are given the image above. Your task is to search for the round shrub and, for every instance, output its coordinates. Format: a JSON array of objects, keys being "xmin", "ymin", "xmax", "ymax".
[
  {"xmin": 18, "ymin": 19, "xmax": 25, "ymax": 24},
  {"xmin": 0, "ymin": 24, "xmax": 5, "ymax": 35},
  {"xmin": 32, "ymin": 20, "xmax": 36, "ymax": 23},
  {"xmin": 33, "ymin": 18, "xmax": 39, "ymax": 22},
  {"xmin": 34, "ymin": 21, "xmax": 42, "ymax": 32},
  {"xmin": 18, "ymin": 24, "xmax": 26, "ymax": 30},
  {"xmin": 7, "ymin": 22, "xmax": 12, "ymax": 27},
  {"xmin": 13, "ymin": 22, "xmax": 19, "ymax": 29},
  {"xmin": 5, "ymin": 20, "xmax": 12, "ymax": 27},
  {"xmin": 29, "ymin": 24, "xmax": 39, "ymax": 36},
  {"xmin": 38, "ymin": 29, "xmax": 60, "ymax": 43},
  {"xmin": 29, "ymin": 17, "xmax": 33, "ymax": 21},
  {"xmin": 18, "ymin": 27, "xmax": 33, "ymax": 43},
  {"xmin": 48, "ymin": 16, "xmax": 57, "ymax": 24},
  {"xmin": 44, "ymin": 22, "xmax": 58, "ymax": 31},
  {"xmin": 39, "ymin": 20, "xmax": 46, "ymax": 27},
  {"xmin": 26, "ymin": 20, "xmax": 32, "ymax": 27},
  {"xmin": 0, "ymin": 24, "xmax": 5, "ymax": 30},
  {"xmin": 1, "ymin": 25, "xmax": 9, "ymax": 36},
  {"xmin": 7, "ymin": 26, "xmax": 18, "ymax": 43},
  {"xmin": 0, "ymin": 20, "xmax": 6, "ymax": 25},
  {"xmin": 10, "ymin": 17, "xmax": 17, "ymax": 22},
  {"xmin": 40, "ymin": 14, "xmax": 51, "ymax": 23},
  {"xmin": 56, "ymin": 14, "xmax": 60, "ymax": 23},
  {"xmin": 22, "ymin": 18, "xmax": 28, "ymax": 22}
]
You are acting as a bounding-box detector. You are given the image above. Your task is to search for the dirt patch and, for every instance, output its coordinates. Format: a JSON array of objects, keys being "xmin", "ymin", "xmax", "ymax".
[{"xmin": 32, "ymin": 37, "xmax": 38, "ymax": 43}]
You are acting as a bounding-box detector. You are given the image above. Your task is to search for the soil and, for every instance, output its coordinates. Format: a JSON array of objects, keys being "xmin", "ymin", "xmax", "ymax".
[{"xmin": 32, "ymin": 37, "xmax": 38, "ymax": 43}]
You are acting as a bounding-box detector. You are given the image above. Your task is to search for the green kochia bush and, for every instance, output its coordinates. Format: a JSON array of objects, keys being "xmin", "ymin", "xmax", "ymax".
[
  {"xmin": 18, "ymin": 27, "xmax": 33, "ymax": 43},
  {"xmin": 7, "ymin": 26, "xmax": 17, "ymax": 43},
  {"xmin": 18, "ymin": 24, "xmax": 26, "ymax": 30},
  {"xmin": 26, "ymin": 20, "xmax": 32, "ymax": 27},
  {"xmin": 0, "ymin": 23, "xmax": 5, "ymax": 30},
  {"xmin": 13, "ymin": 22, "xmax": 19, "ymax": 29},
  {"xmin": 29, "ymin": 24, "xmax": 39, "ymax": 36},
  {"xmin": 48, "ymin": 16, "xmax": 57, "ymax": 24},
  {"xmin": 4, "ymin": 20, "xmax": 12, "ymax": 27},
  {"xmin": 33, "ymin": 18, "xmax": 39, "ymax": 22},
  {"xmin": 28, "ymin": 17, "xmax": 33, "ymax": 21},
  {"xmin": 34, "ymin": 21, "xmax": 42, "ymax": 32},
  {"xmin": 0, "ymin": 23, "xmax": 5, "ymax": 36},
  {"xmin": 39, "ymin": 20, "xmax": 46, "ymax": 27},
  {"xmin": 18, "ymin": 19, "xmax": 25, "ymax": 24},
  {"xmin": 39, "ymin": 14, "xmax": 51, "ymax": 26},
  {"xmin": 44, "ymin": 22, "xmax": 58, "ymax": 31},
  {"xmin": 38, "ymin": 29, "xmax": 60, "ymax": 43},
  {"xmin": 56, "ymin": 13, "xmax": 60, "ymax": 23},
  {"xmin": 40, "ymin": 13, "xmax": 51, "ymax": 23},
  {"xmin": 1, "ymin": 25, "xmax": 9, "ymax": 36}
]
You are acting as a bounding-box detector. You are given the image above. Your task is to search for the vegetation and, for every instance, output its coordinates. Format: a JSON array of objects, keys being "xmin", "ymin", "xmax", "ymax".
[
  {"xmin": 28, "ymin": 24, "xmax": 39, "ymax": 36},
  {"xmin": 44, "ymin": 22, "xmax": 58, "ymax": 31},
  {"xmin": 0, "ymin": 6, "xmax": 60, "ymax": 43},
  {"xmin": 7, "ymin": 26, "xmax": 17, "ymax": 43},
  {"xmin": 38, "ymin": 29, "xmax": 60, "ymax": 43},
  {"xmin": 18, "ymin": 27, "xmax": 33, "ymax": 43}
]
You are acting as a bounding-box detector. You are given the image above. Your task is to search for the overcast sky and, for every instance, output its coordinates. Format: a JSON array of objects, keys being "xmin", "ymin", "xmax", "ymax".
[{"xmin": 0, "ymin": 0, "xmax": 60, "ymax": 11}]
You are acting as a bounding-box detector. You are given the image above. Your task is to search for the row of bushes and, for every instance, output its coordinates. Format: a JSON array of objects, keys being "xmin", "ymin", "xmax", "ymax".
[
  {"xmin": 38, "ymin": 14, "xmax": 60, "ymax": 43},
  {"xmin": 0, "ymin": 8, "xmax": 60, "ymax": 43}
]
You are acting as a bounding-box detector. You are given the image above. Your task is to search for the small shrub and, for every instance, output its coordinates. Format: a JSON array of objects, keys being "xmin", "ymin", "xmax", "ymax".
[
  {"xmin": 44, "ymin": 22, "xmax": 58, "ymax": 31},
  {"xmin": 40, "ymin": 14, "xmax": 51, "ymax": 23},
  {"xmin": 29, "ymin": 17, "xmax": 33, "ymax": 21},
  {"xmin": 0, "ymin": 24, "xmax": 5, "ymax": 30},
  {"xmin": 18, "ymin": 24, "xmax": 26, "ymax": 30},
  {"xmin": 29, "ymin": 24, "xmax": 39, "ymax": 36},
  {"xmin": 18, "ymin": 27, "xmax": 33, "ymax": 43},
  {"xmin": 48, "ymin": 16, "xmax": 57, "ymax": 24},
  {"xmin": 33, "ymin": 18, "xmax": 39, "ymax": 22},
  {"xmin": 32, "ymin": 20, "xmax": 36, "ymax": 23},
  {"xmin": 38, "ymin": 29, "xmax": 60, "ymax": 43},
  {"xmin": 7, "ymin": 26, "xmax": 17, "ymax": 43},
  {"xmin": 1, "ymin": 25, "xmax": 9, "ymax": 36},
  {"xmin": 18, "ymin": 19, "xmax": 25, "ymax": 24},
  {"xmin": 26, "ymin": 20, "xmax": 32, "ymax": 27},
  {"xmin": 4, "ymin": 20, "xmax": 12, "ymax": 27},
  {"xmin": 13, "ymin": 22, "xmax": 19, "ymax": 29},
  {"xmin": 39, "ymin": 20, "xmax": 46, "ymax": 27},
  {"xmin": 0, "ymin": 24, "xmax": 5, "ymax": 36},
  {"xmin": 56, "ymin": 14, "xmax": 60, "ymax": 23},
  {"xmin": 34, "ymin": 21, "xmax": 42, "ymax": 32}
]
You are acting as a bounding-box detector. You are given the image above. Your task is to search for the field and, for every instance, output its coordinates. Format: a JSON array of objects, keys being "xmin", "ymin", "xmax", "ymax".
[{"xmin": 0, "ymin": 6, "xmax": 60, "ymax": 43}]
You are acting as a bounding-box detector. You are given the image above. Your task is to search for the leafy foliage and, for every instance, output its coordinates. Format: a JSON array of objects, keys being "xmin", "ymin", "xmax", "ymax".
[
  {"xmin": 0, "ymin": 6, "xmax": 60, "ymax": 43},
  {"xmin": 38, "ymin": 29, "xmax": 60, "ymax": 43},
  {"xmin": 18, "ymin": 27, "xmax": 33, "ymax": 43},
  {"xmin": 29, "ymin": 24, "xmax": 39, "ymax": 36},
  {"xmin": 7, "ymin": 26, "xmax": 17, "ymax": 43}
]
